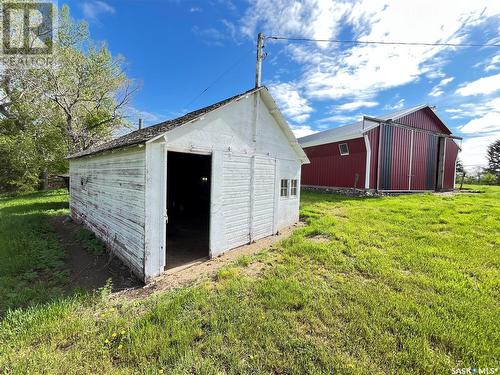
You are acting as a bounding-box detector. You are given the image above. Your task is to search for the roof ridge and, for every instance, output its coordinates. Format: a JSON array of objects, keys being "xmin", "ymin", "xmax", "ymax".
[
  {"xmin": 68, "ymin": 86, "xmax": 263, "ymax": 159},
  {"xmin": 372, "ymin": 103, "xmax": 428, "ymax": 120},
  {"xmin": 131, "ymin": 86, "xmax": 262, "ymax": 137}
]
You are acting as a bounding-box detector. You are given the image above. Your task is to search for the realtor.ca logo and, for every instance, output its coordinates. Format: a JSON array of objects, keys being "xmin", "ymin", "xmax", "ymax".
[{"xmin": 0, "ymin": 0, "xmax": 57, "ymax": 68}]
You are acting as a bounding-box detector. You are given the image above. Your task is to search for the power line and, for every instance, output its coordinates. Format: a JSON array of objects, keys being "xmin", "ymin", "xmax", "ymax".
[
  {"xmin": 266, "ymin": 36, "xmax": 500, "ymax": 48},
  {"xmin": 185, "ymin": 48, "xmax": 254, "ymax": 109}
]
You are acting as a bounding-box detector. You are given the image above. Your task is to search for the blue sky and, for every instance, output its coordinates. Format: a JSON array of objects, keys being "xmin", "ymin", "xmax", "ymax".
[{"xmin": 65, "ymin": 0, "xmax": 499, "ymax": 169}]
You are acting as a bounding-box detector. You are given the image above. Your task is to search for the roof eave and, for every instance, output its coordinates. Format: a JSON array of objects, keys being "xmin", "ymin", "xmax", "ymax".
[{"xmin": 66, "ymin": 141, "xmax": 146, "ymax": 160}]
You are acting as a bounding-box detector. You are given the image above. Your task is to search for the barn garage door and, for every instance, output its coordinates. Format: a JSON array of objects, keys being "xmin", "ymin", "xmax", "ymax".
[
  {"xmin": 379, "ymin": 125, "xmax": 412, "ymax": 190},
  {"xmin": 411, "ymin": 132, "xmax": 439, "ymax": 190},
  {"xmin": 379, "ymin": 124, "xmax": 439, "ymax": 191},
  {"xmin": 252, "ymin": 156, "xmax": 276, "ymax": 240},
  {"xmin": 223, "ymin": 153, "xmax": 252, "ymax": 249}
]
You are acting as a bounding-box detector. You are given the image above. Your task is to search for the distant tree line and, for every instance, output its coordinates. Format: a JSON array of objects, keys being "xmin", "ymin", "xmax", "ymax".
[
  {"xmin": 457, "ymin": 139, "xmax": 500, "ymax": 186},
  {"xmin": 0, "ymin": 5, "xmax": 136, "ymax": 192}
]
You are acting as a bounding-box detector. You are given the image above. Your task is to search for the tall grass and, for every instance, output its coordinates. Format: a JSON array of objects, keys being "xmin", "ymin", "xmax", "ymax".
[
  {"xmin": 0, "ymin": 187, "xmax": 498, "ymax": 374},
  {"xmin": 0, "ymin": 190, "xmax": 69, "ymax": 315}
]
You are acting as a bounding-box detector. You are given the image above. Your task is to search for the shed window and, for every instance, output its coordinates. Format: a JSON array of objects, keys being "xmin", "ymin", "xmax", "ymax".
[
  {"xmin": 339, "ymin": 143, "xmax": 349, "ymax": 156},
  {"xmin": 290, "ymin": 180, "xmax": 298, "ymax": 196},
  {"xmin": 280, "ymin": 179, "xmax": 289, "ymax": 197}
]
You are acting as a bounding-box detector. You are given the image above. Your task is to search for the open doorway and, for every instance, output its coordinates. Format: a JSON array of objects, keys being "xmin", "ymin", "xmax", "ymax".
[{"xmin": 166, "ymin": 151, "xmax": 211, "ymax": 269}]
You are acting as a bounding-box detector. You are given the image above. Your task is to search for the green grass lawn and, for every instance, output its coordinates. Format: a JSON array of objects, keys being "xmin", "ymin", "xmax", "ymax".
[
  {"xmin": 0, "ymin": 190, "xmax": 69, "ymax": 315},
  {"xmin": 0, "ymin": 187, "xmax": 499, "ymax": 374}
]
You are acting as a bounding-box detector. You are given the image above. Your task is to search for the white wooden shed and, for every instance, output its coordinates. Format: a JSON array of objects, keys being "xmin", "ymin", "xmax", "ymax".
[{"xmin": 68, "ymin": 87, "xmax": 309, "ymax": 282}]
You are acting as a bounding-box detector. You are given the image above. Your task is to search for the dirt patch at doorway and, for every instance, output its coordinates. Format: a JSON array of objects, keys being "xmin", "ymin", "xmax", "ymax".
[
  {"xmin": 118, "ymin": 222, "xmax": 304, "ymax": 300},
  {"xmin": 50, "ymin": 217, "xmax": 143, "ymax": 293}
]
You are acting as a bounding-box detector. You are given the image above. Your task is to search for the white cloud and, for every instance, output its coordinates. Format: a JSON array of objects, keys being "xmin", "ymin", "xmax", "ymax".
[
  {"xmin": 384, "ymin": 99, "xmax": 405, "ymax": 111},
  {"xmin": 448, "ymin": 97, "xmax": 500, "ymax": 120},
  {"xmin": 485, "ymin": 54, "xmax": 500, "ymax": 72},
  {"xmin": 440, "ymin": 77, "xmax": 455, "ymax": 86},
  {"xmin": 459, "ymin": 98, "xmax": 500, "ymax": 133},
  {"xmin": 192, "ymin": 27, "xmax": 225, "ymax": 45},
  {"xmin": 221, "ymin": 19, "xmax": 237, "ymax": 41},
  {"xmin": 336, "ymin": 101, "xmax": 378, "ymax": 111},
  {"xmin": 126, "ymin": 106, "xmax": 164, "ymax": 126},
  {"xmin": 456, "ymin": 73, "xmax": 500, "ymax": 96},
  {"xmin": 460, "ymin": 131, "xmax": 500, "ymax": 168},
  {"xmin": 456, "ymin": 97, "xmax": 500, "ymax": 167},
  {"xmin": 81, "ymin": 1, "xmax": 115, "ymax": 22},
  {"xmin": 429, "ymin": 76, "xmax": 454, "ymax": 97},
  {"xmin": 290, "ymin": 124, "xmax": 318, "ymax": 138},
  {"xmin": 317, "ymin": 114, "xmax": 360, "ymax": 124},
  {"xmin": 192, "ymin": 20, "xmax": 238, "ymax": 46},
  {"xmin": 460, "ymin": 112, "xmax": 500, "ymax": 134},
  {"xmin": 241, "ymin": 0, "xmax": 351, "ymax": 44},
  {"xmin": 475, "ymin": 53, "xmax": 500, "ymax": 72},
  {"xmin": 268, "ymin": 82, "xmax": 313, "ymax": 123},
  {"xmin": 429, "ymin": 88, "xmax": 444, "ymax": 97},
  {"xmin": 189, "ymin": 7, "xmax": 202, "ymax": 13},
  {"xmin": 241, "ymin": 1, "xmax": 500, "ymax": 101}
]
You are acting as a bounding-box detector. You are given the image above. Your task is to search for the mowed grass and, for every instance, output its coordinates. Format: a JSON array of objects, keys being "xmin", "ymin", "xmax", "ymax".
[
  {"xmin": 0, "ymin": 190, "xmax": 69, "ymax": 315},
  {"xmin": 0, "ymin": 187, "xmax": 499, "ymax": 374}
]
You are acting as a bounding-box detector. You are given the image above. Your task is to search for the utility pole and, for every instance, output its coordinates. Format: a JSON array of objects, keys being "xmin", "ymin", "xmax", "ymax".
[{"xmin": 255, "ymin": 32, "xmax": 264, "ymax": 88}]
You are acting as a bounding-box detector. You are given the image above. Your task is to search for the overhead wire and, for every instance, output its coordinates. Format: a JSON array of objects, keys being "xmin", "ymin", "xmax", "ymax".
[
  {"xmin": 184, "ymin": 48, "xmax": 255, "ymax": 109},
  {"xmin": 266, "ymin": 35, "xmax": 500, "ymax": 48},
  {"xmin": 183, "ymin": 34, "xmax": 498, "ymax": 114}
]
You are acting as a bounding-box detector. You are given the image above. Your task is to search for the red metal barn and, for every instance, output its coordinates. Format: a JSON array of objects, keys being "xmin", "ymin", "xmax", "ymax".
[{"xmin": 299, "ymin": 105, "xmax": 461, "ymax": 192}]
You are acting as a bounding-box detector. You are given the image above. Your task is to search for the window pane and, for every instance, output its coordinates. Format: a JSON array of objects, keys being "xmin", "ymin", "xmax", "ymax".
[
  {"xmin": 339, "ymin": 143, "xmax": 349, "ymax": 155},
  {"xmin": 290, "ymin": 180, "xmax": 297, "ymax": 196},
  {"xmin": 281, "ymin": 179, "xmax": 288, "ymax": 197}
]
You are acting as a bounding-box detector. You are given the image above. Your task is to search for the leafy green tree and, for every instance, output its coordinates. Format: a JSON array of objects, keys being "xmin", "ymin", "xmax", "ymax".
[
  {"xmin": 481, "ymin": 172, "xmax": 497, "ymax": 185},
  {"xmin": 456, "ymin": 159, "xmax": 466, "ymax": 189},
  {"xmin": 0, "ymin": 121, "xmax": 67, "ymax": 192},
  {"xmin": 486, "ymin": 139, "xmax": 500, "ymax": 185},
  {"xmin": 456, "ymin": 159, "xmax": 464, "ymax": 175},
  {"xmin": 0, "ymin": 5, "xmax": 135, "ymax": 191}
]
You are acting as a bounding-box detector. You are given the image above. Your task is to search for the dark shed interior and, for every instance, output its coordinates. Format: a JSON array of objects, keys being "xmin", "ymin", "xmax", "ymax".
[{"xmin": 166, "ymin": 151, "xmax": 211, "ymax": 269}]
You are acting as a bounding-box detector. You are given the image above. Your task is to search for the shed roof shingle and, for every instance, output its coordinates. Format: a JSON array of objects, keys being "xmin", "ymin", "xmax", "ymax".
[{"xmin": 68, "ymin": 87, "xmax": 262, "ymax": 159}]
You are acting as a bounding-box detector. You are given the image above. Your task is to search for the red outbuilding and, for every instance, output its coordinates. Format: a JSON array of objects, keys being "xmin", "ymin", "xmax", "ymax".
[{"xmin": 299, "ymin": 105, "xmax": 461, "ymax": 192}]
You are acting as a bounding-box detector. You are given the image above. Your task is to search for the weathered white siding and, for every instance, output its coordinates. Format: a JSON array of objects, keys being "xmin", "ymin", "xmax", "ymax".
[
  {"xmin": 164, "ymin": 91, "xmax": 303, "ymax": 259},
  {"xmin": 69, "ymin": 146, "xmax": 146, "ymax": 278},
  {"xmin": 222, "ymin": 152, "xmax": 252, "ymax": 248},
  {"xmin": 252, "ymin": 155, "xmax": 276, "ymax": 240},
  {"xmin": 69, "ymin": 89, "xmax": 306, "ymax": 281}
]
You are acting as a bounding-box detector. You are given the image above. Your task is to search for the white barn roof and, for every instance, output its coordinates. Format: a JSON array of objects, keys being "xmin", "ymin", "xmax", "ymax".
[{"xmin": 298, "ymin": 104, "xmax": 430, "ymax": 148}]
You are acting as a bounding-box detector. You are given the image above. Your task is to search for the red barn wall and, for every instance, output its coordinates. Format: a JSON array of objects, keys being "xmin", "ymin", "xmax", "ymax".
[
  {"xmin": 443, "ymin": 139, "xmax": 459, "ymax": 190},
  {"xmin": 301, "ymin": 138, "xmax": 367, "ymax": 189},
  {"xmin": 301, "ymin": 108, "xmax": 456, "ymax": 192},
  {"xmin": 397, "ymin": 107, "xmax": 450, "ymax": 134}
]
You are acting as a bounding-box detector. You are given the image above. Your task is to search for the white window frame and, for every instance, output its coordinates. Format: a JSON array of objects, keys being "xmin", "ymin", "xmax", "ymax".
[
  {"xmin": 290, "ymin": 179, "xmax": 298, "ymax": 196},
  {"xmin": 339, "ymin": 143, "xmax": 349, "ymax": 156},
  {"xmin": 280, "ymin": 179, "xmax": 289, "ymax": 197}
]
